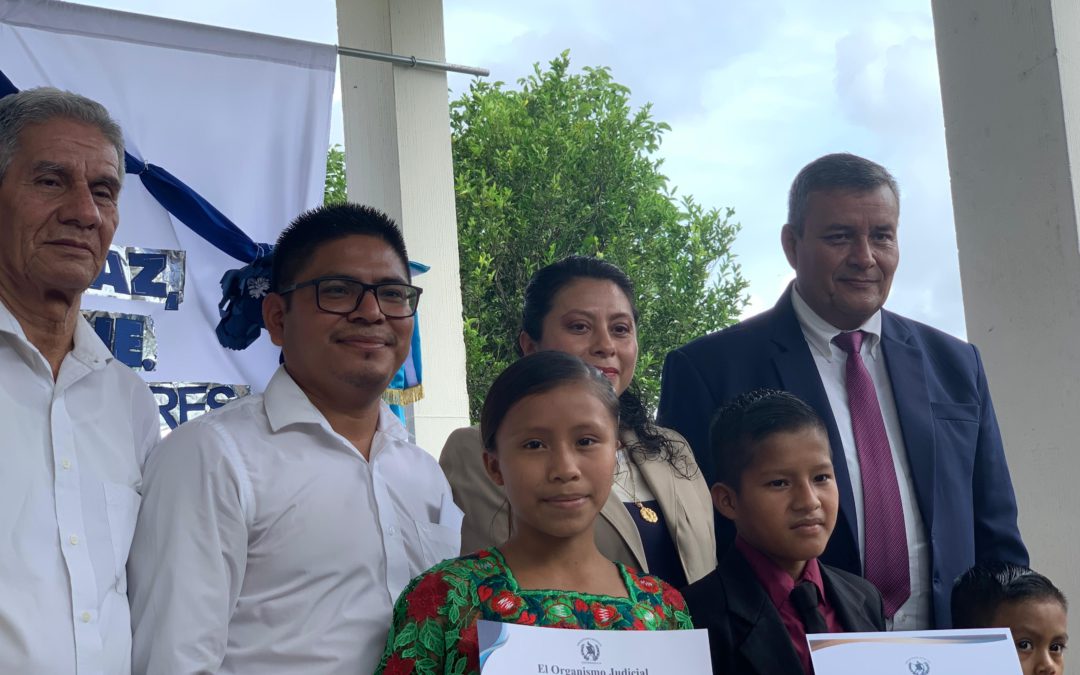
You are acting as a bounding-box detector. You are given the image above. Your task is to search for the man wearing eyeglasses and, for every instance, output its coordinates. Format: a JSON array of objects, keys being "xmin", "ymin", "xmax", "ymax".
[{"xmin": 127, "ymin": 204, "xmax": 462, "ymax": 675}]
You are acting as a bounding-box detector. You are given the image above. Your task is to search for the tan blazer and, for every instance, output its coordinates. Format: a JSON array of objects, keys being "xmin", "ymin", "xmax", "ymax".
[{"xmin": 439, "ymin": 425, "xmax": 717, "ymax": 584}]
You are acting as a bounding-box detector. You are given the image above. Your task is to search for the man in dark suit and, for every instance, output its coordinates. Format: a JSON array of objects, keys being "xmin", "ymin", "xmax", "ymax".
[{"xmin": 659, "ymin": 153, "xmax": 1027, "ymax": 629}]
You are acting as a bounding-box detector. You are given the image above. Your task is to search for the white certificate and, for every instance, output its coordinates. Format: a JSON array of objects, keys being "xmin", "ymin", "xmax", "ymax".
[
  {"xmin": 808, "ymin": 628, "xmax": 1022, "ymax": 675},
  {"xmin": 477, "ymin": 620, "xmax": 712, "ymax": 674}
]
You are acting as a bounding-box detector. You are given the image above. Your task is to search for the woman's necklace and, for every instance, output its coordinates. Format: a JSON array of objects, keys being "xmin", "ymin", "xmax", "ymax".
[{"xmin": 617, "ymin": 446, "xmax": 659, "ymax": 524}]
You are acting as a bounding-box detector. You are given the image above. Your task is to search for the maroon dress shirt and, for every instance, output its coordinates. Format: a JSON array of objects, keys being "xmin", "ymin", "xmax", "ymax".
[{"xmin": 735, "ymin": 537, "xmax": 844, "ymax": 675}]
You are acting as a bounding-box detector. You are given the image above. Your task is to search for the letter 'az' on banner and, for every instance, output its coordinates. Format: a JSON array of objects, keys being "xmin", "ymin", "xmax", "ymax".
[{"xmin": 87, "ymin": 245, "xmax": 186, "ymax": 310}]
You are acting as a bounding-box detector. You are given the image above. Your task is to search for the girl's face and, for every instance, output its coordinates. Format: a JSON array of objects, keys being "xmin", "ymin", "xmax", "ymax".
[
  {"xmin": 521, "ymin": 278, "xmax": 638, "ymax": 396},
  {"xmin": 484, "ymin": 382, "xmax": 619, "ymax": 544},
  {"xmin": 993, "ymin": 599, "xmax": 1068, "ymax": 675}
]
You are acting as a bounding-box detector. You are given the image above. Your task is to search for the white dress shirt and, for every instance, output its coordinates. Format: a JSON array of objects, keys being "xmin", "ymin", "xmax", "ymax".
[
  {"xmin": 0, "ymin": 300, "xmax": 160, "ymax": 674},
  {"xmin": 791, "ymin": 289, "xmax": 932, "ymax": 630},
  {"xmin": 128, "ymin": 365, "xmax": 463, "ymax": 675}
]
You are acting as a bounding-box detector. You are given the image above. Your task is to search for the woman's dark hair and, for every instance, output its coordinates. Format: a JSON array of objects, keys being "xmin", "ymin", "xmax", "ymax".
[
  {"xmin": 952, "ymin": 561, "xmax": 1068, "ymax": 629},
  {"xmin": 519, "ymin": 255, "xmax": 693, "ymax": 478},
  {"xmin": 480, "ymin": 351, "xmax": 619, "ymax": 451}
]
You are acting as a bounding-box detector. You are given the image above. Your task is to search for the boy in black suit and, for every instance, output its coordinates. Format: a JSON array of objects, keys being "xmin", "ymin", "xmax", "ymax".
[{"xmin": 682, "ymin": 389, "xmax": 884, "ymax": 675}]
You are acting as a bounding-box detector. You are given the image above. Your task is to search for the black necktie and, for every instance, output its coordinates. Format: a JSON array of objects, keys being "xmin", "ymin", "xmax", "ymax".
[{"xmin": 790, "ymin": 581, "xmax": 829, "ymax": 634}]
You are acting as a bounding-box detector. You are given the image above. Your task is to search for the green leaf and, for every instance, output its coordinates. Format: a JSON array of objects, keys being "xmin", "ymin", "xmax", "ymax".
[
  {"xmin": 393, "ymin": 622, "xmax": 418, "ymax": 649},
  {"xmin": 419, "ymin": 619, "xmax": 444, "ymax": 652}
]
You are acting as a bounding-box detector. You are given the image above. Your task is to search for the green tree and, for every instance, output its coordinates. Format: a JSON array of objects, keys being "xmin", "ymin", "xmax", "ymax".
[
  {"xmin": 324, "ymin": 143, "xmax": 347, "ymax": 205},
  {"xmin": 452, "ymin": 52, "xmax": 748, "ymax": 421}
]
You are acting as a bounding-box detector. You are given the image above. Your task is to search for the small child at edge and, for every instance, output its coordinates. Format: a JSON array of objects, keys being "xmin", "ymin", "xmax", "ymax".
[{"xmin": 953, "ymin": 561, "xmax": 1069, "ymax": 675}]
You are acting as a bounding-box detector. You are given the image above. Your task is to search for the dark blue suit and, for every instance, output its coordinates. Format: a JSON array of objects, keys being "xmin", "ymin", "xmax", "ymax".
[{"xmin": 657, "ymin": 289, "xmax": 1028, "ymax": 628}]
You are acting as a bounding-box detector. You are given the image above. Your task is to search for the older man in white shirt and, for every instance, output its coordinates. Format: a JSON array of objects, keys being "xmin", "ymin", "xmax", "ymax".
[
  {"xmin": 128, "ymin": 203, "xmax": 462, "ymax": 675},
  {"xmin": 0, "ymin": 88, "xmax": 160, "ymax": 674}
]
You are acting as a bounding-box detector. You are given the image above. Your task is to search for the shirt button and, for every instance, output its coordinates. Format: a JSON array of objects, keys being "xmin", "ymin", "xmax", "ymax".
[
  {"xmin": 80, "ymin": 612, "xmax": 91, "ymax": 623},
  {"xmin": 69, "ymin": 535, "xmax": 79, "ymax": 546},
  {"xmin": 62, "ymin": 459, "xmax": 72, "ymax": 470},
  {"xmin": 385, "ymin": 525, "xmax": 395, "ymax": 536}
]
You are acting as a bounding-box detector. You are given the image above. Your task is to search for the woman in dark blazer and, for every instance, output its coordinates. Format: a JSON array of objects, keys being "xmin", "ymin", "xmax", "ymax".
[{"xmin": 440, "ymin": 256, "xmax": 715, "ymax": 586}]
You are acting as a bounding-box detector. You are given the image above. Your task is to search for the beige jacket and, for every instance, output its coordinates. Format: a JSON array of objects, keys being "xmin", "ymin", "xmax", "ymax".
[{"xmin": 438, "ymin": 425, "xmax": 717, "ymax": 585}]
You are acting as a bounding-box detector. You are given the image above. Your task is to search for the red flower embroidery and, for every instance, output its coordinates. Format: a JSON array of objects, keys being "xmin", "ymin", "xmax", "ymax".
[
  {"xmin": 518, "ymin": 611, "xmax": 538, "ymax": 625},
  {"xmin": 574, "ymin": 599, "xmax": 588, "ymax": 612},
  {"xmin": 383, "ymin": 653, "xmax": 416, "ymax": 675},
  {"xmin": 457, "ymin": 623, "xmax": 480, "ymax": 672},
  {"xmin": 662, "ymin": 584, "xmax": 685, "ymax": 611},
  {"xmin": 491, "ymin": 590, "xmax": 523, "ymax": 617},
  {"xmin": 406, "ymin": 573, "xmax": 450, "ymax": 623},
  {"xmin": 590, "ymin": 602, "xmax": 620, "ymax": 628},
  {"xmin": 632, "ymin": 618, "xmax": 646, "ymax": 630},
  {"xmin": 477, "ymin": 585, "xmax": 494, "ymax": 602},
  {"xmin": 634, "ymin": 574, "xmax": 660, "ymax": 594}
]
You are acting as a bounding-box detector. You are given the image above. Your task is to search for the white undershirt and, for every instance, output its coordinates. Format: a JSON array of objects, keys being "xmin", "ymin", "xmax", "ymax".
[{"xmin": 791, "ymin": 289, "xmax": 932, "ymax": 630}]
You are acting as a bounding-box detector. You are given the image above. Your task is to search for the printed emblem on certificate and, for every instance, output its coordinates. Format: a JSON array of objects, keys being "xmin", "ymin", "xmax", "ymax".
[
  {"xmin": 808, "ymin": 628, "xmax": 1022, "ymax": 674},
  {"xmin": 476, "ymin": 620, "xmax": 713, "ymax": 674}
]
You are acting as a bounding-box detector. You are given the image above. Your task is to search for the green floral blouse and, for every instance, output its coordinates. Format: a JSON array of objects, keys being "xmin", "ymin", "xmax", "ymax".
[{"xmin": 374, "ymin": 547, "xmax": 693, "ymax": 675}]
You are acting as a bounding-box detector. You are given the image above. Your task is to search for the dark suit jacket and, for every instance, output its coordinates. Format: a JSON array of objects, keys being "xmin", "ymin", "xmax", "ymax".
[
  {"xmin": 658, "ymin": 289, "xmax": 1028, "ymax": 628},
  {"xmin": 684, "ymin": 548, "xmax": 885, "ymax": 675},
  {"xmin": 686, "ymin": 548, "xmax": 881, "ymax": 673}
]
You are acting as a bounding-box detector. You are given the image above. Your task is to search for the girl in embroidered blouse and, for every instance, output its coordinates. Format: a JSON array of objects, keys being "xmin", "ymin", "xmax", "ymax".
[{"xmin": 374, "ymin": 351, "xmax": 692, "ymax": 675}]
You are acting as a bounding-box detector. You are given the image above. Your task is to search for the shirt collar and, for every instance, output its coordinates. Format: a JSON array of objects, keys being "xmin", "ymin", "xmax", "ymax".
[
  {"xmin": 735, "ymin": 536, "xmax": 826, "ymax": 610},
  {"xmin": 790, "ymin": 286, "xmax": 883, "ymax": 362},
  {"xmin": 263, "ymin": 365, "xmax": 410, "ymax": 443},
  {"xmin": 0, "ymin": 297, "xmax": 113, "ymax": 369}
]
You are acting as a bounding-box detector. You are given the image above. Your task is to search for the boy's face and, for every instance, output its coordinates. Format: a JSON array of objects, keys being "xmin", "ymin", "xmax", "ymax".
[
  {"xmin": 993, "ymin": 599, "xmax": 1068, "ymax": 675},
  {"xmin": 712, "ymin": 426, "xmax": 838, "ymax": 578}
]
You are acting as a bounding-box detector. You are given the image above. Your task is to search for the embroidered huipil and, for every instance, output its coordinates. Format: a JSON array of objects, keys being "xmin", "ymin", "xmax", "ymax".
[{"xmin": 375, "ymin": 548, "xmax": 693, "ymax": 675}]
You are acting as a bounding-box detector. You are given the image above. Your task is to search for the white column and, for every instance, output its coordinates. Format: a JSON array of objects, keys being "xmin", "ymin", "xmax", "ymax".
[
  {"xmin": 932, "ymin": 0, "xmax": 1080, "ymax": 603},
  {"xmin": 336, "ymin": 0, "xmax": 470, "ymax": 454}
]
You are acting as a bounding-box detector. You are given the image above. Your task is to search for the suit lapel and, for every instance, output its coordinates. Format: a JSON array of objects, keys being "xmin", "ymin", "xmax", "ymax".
[
  {"xmin": 821, "ymin": 565, "xmax": 881, "ymax": 632},
  {"xmin": 769, "ymin": 291, "xmax": 861, "ymax": 566},
  {"xmin": 880, "ymin": 312, "xmax": 936, "ymax": 533},
  {"xmin": 722, "ymin": 551, "xmax": 805, "ymax": 675}
]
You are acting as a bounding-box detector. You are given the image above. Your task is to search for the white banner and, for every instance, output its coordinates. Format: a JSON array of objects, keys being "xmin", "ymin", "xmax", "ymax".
[{"xmin": 0, "ymin": 0, "xmax": 336, "ymax": 422}]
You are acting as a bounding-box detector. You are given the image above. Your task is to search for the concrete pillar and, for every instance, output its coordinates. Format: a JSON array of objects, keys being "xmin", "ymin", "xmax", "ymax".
[
  {"xmin": 336, "ymin": 0, "xmax": 470, "ymax": 454},
  {"xmin": 932, "ymin": 0, "xmax": 1080, "ymax": 603}
]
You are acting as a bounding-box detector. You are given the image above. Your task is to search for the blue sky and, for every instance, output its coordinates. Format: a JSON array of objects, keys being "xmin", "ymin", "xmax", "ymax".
[{"xmin": 78, "ymin": 0, "xmax": 965, "ymax": 337}]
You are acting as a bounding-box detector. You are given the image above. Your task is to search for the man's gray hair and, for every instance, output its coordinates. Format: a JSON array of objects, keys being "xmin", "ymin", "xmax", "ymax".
[
  {"xmin": 787, "ymin": 153, "xmax": 899, "ymax": 234},
  {"xmin": 0, "ymin": 87, "xmax": 125, "ymax": 183}
]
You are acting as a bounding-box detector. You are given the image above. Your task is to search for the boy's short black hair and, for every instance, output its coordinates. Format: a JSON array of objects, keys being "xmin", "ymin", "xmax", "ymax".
[
  {"xmin": 952, "ymin": 561, "xmax": 1068, "ymax": 628},
  {"xmin": 709, "ymin": 388, "xmax": 827, "ymax": 490},
  {"xmin": 271, "ymin": 203, "xmax": 410, "ymax": 293}
]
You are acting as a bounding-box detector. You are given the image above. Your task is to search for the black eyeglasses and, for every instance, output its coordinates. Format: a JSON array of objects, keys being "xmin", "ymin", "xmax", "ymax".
[{"xmin": 278, "ymin": 276, "xmax": 422, "ymax": 318}]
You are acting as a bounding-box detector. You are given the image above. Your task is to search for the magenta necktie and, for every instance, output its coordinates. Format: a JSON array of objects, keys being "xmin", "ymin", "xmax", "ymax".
[{"xmin": 833, "ymin": 330, "xmax": 911, "ymax": 618}]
